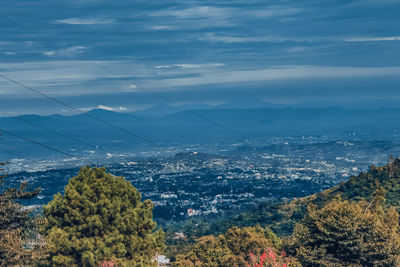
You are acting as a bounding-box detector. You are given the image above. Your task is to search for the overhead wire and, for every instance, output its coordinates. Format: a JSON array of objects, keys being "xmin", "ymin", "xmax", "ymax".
[
  {"xmin": 0, "ymin": 148, "xmax": 42, "ymax": 164},
  {"xmin": 0, "ymin": 111, "xmax": 98, "ymax": 151},
  {"xmin": 1, "ymin": 15, "xmax": 248, "ymax": 141},
  {"xmin": 0, "ymin": 129, "xmax": 95, "ymax": 166},
  {"xmin": 3, "ymin": 59, "xmax": 196, "ymax": 145},
  {"xmin": 0, "ymin": 74, "xmax": 162, "ymax": 148}
]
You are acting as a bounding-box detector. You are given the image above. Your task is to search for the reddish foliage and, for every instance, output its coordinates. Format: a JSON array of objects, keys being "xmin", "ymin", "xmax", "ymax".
[
  {"xmin": 247, "ymin": 248, "xmax": 291, "ymax": 267},
  {"xmin": 99, "ymin": 260, "xmax": 116, "ymax": 267}
]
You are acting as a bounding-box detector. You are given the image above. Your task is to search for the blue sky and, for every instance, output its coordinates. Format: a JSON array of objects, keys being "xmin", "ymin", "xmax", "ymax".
[{"xmin": 1, "ymin": 0, "xmax": 400, "ymax": 115}]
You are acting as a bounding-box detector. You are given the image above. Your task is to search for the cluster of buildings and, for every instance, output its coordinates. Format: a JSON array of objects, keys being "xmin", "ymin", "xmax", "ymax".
[{"xmin": 8, "ymin": 139, "xmax": 398, "ymax": 220}]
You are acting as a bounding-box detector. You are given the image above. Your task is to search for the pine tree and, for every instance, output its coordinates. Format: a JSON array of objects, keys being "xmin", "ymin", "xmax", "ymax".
[{"xmin": 43, "ymin": 166, "xmax": 164, "ymax": 266}]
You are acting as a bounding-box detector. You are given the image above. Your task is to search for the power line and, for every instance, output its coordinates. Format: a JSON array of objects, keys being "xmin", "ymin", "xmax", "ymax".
[
  {"xmin": 0, "ymin": 111, "xmax": 98, "ymax": 151},
  {"xmin": 84, "ymin": 95, "xmax": 196, "ymax": 144},
  {"xmin": 1, "ymin": 15, "xmax": 248, "ymax": 141},
  {"xmin": 0, "ymin": 74, "xmax": 162, "ymax": 148},
  {"xmin": 0, "ymin": 129, "xmax": 94, "ymax": 165},
  {"xmin": 0, "ymin": 148, "xmax": 41, "ymax": 164},
  {"xmin": 4, "ymin": 60, "xmax": 195, "ymax": 145}
]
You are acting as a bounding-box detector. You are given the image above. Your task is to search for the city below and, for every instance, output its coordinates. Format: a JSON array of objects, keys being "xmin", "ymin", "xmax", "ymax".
[{"xmin": 8, "ymin": 138, "xmax": 399, "ymax": 222}]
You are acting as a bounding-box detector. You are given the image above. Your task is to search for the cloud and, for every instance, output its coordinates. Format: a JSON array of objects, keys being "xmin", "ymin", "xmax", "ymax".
[
  {"xmin": 151, "ymin": 25, "xmax": 175, "ymax": 30},
  {"xmin": 155, "ymin": 63, "xmax": 225, "ymax": 69},
  {"xmin": 344, "ymin": 36, "xmax": 400, "ymax": 42},
  {"xmin": 149, "ymin": 5, "xmax": 303, "ymax": 29},
  {"xmin": 246, "ymin": 6, "xmax": 302, "ymax": 18},
  {"xmin": 97, "ymin": 105, "xmax": 127, "ymax": 111},
  {"xmin": 121, "ymin": 83, "xmax": 138, "ymax": 92},
  {"xmin": 199, "ymin": 33, "xmax": 268, "ymax": 43},
  {"xmin": 0, "ymin": 60, "xmax": 126, "ymax": 95},
  {"xmin": 78, "ymin": 105, "xmax": 127, "ymax": 112},
  {"xmin": 151, "ymin": 6, "xmax": 233, "ymax": 20},
  {"xmin": 198, "ymin": 33, "xmax": 309, "ymax": 44},
  {"xmin": 42, "ymin": 46, "xmax": 88, "ymax": 57},
  {"xmin": 200, "ymin": 33, "xmax": 400, "ymax": 44},
  {"xmin": 152, "ymin": 5, "xmax": 301, "ymax": 20},
  {"xmin": 148, "ymin": 66, "xmax": 400, "ymax": 89},
  {"xmin": 42, "ymin": 51, "xmax": 56, "ymax": 56},
  {"xmin": 55, "ymin": 18, "xmax": 114, "ymax": 25}
]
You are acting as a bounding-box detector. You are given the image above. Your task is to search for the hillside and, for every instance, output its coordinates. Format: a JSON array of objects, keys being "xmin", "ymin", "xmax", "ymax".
[
  {"xmin": 230, "ymin": 158, "xmax": 400, "ymax": 234},
  {"xmin": 165, "ymin": 158, "xmax": 400, "ymax": 258}
]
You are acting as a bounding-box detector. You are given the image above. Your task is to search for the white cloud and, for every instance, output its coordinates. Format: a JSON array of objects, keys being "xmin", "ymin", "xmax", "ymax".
[
  {"xmin": 0, "ymin": 60, "xmax": 130, "ymax": 95},
  {"xmin": 149, "ymin": 5, "xmax": 304, "ymax": 30},
  {"xmin": 77, "ymin": 105, "xmax": 127, "ymax": 112},
  {"xmin": 155, "ymin": 63, "xmax": 225, "ymax": 69},
  {"xmin": 152, "ymin": 5, "xmax": 301, "ymax": 21},
  {"xmin": 55, "ymin": 18, "xmax": 114, "ymax": 25},
  {"xmin": 200, "ymin": 34, "xmax": 400, "ymax": 44},
  {"xmin": 148, "ymin": 66, "xmax": 400, "ymax": 89},
  {"xmin": 97, "ymin": 105, "xmax": 127, "ymax": 111},
  {"xmin": 42, "ymin": 46, "xmax": 88, "ymax": 57},
  {"xmin": 199, "ymin": 34, "xmax": 261, "ymax": 43},
  {"xmin": 42, "ymin": 51, "xmax": 56, "ymax": 56},
  {"xmin": 246, "ymin": 7, "xmax": 302, "ymax": 18},
  {"xmin": 151, "ymin": 6, "xmax": 233, "ymax": 20},
  {"xmin": 155, "ymin": 65, "xmax": 173, "ymax": 69},
  {"xmin": 176, "ymin": 63, "xmax": 225, "ymax": 69},
  {"xmin": 199, "ymin": 33, "xmax": 294, "ymax": 44},
  {"xmin": 151, "ymin": 25, "xmax": 175, "ymax": 30},
  {"xmin": 344, "ymin": 36, "xmax": 400, "ymax": 42},
  {"xmin": 121, "ymin": 83, "xmax": 138, "ymax": 93}
]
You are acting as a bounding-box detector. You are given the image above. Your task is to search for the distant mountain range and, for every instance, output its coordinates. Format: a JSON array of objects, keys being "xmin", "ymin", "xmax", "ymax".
[
  {"xmin": 133, "ymin": 99, "xmax": 400, "ymax": 117},
  {"xmin": 2, "ymin": 106, "xmax": 400, "ymax": 158}
]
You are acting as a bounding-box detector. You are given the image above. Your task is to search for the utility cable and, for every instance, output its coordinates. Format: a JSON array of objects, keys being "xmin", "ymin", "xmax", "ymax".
[
  {"xmin": 0, "ymin": 74, "xmax": 162, "ymax": 148},
  {"xmin": 1, "ymin": 15, "xmax": 248, "ymax": 141},
  {"xmin": 0, "ymin": 129, "xmax": 95, "ymax": 165},
  {"xmin": 0, "ymin": 111, "xmax": 98, "ymax": 151}
]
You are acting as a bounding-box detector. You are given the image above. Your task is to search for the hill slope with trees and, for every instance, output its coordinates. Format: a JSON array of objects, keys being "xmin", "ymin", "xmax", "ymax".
[{"xmin": 174, "ymin": 159, "xmax": 400, "ymax": 266}]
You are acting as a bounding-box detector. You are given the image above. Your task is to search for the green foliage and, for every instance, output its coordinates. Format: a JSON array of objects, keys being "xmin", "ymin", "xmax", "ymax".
[
  {"xmin": 204, "ymin": 159, "xmax": 400, "ymax": 239},
  {"xmin": 165, "ymin": 158, "xmax": 400, "ymax": 262},
  {"xmin": 43, "ymin": 166, "xmax": 164, "ymax": 266},
  {"xmin": 174, "ymin": 225, "xmax": 298, "ymax": 267},
  {"xmin": 287, "ymin": 198, "xmax": 400, "ymax": 266},
  {"xmin": 338, "ymin": 159, "xmax": 400, "ymax": 207}
]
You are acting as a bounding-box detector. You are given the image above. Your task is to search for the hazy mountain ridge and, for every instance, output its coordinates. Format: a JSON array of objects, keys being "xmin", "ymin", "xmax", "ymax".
[
  {"xmin": 3, "ymin": 106, "xmax": 400, "ymax": 131},
  {"xmin": 2, "ymin": 106, "xmax": 400, "ymax": 161}
]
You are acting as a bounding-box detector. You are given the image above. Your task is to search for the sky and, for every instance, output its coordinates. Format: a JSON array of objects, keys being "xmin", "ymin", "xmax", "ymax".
[{"xmin": 0, "ymin": 0, "xmax": 400, "ymax": 115}]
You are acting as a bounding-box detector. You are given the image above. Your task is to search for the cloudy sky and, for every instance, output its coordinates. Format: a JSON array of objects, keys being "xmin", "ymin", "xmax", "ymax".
[{"xmin": 0, "ymin": 0, "xmax": 399, "ymax": 115}]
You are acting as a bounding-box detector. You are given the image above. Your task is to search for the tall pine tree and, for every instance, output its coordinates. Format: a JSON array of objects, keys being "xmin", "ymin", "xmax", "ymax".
[{"xmin": 44, "ymin": 166, "xmax": 164, "ymax": 266}]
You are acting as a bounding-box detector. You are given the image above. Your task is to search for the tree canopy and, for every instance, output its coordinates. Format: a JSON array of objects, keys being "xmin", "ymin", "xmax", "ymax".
[
  {"xmin": 288, "ymin": 197, "xmax": 400, "ymax": 266},
  {"xmin": 43, "ymin": 166, "xmax": 164, "ymax": 266},
  {"xmin": 175, "ymin": 225, "xmax": 299, "ymax": 267}
]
